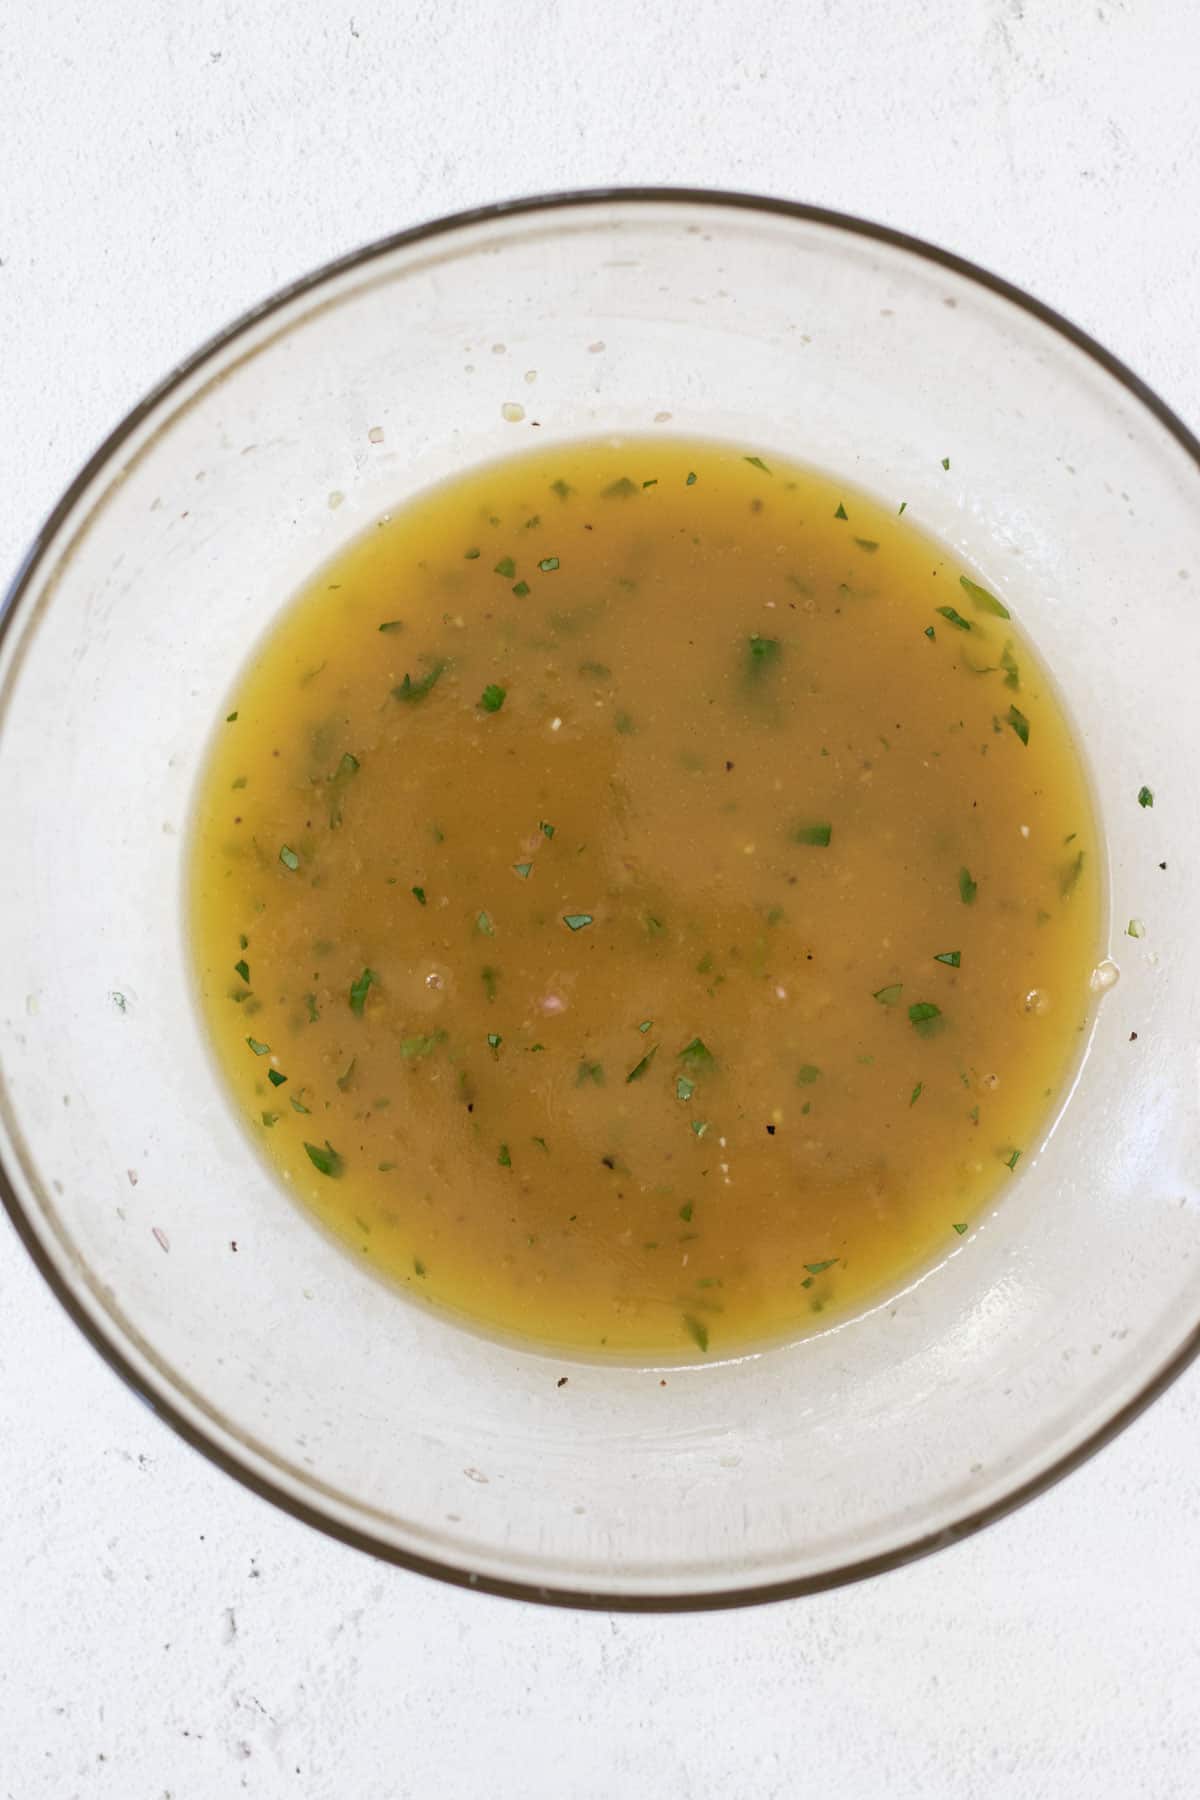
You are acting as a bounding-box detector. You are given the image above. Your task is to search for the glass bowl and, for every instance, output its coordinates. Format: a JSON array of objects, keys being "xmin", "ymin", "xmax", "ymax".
[{"xmin": 2, "ymin": 190, "xmax": 1198, "ymax": 1610}]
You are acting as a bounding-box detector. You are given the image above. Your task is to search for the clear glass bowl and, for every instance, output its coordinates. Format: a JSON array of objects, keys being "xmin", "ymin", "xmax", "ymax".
[{"xmin": 2, "ymin": 191, "xmax": 1198, "ymax": 1609}]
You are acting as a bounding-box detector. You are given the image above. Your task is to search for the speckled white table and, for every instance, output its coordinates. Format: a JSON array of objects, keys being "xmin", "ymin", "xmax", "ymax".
[{"xmin": 2, "ymin": 3, "xmax": 1199, "ymax": 1794}]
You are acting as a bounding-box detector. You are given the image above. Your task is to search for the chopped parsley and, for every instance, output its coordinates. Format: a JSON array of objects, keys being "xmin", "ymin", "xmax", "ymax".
[
  {"xmin": 304, "ymin": 1141, "xmax": 343, "ymax": 1178},
  {"xmin": 289, "ymin": 1094, "xmax": 311, "ymax": 1114},
  {"xmin": 853, "ymin": 537, "xmax": 879, "ymax": 553},
  {"xmin": 576, "ymin": 1061, "xmax": 605, "ymax": 1086},
  {"xmin": 747, "ymin": 634, "xmax": 781, "ymax": 676},
  {"xmin": 479, "ymin": 683, "xmax": 507, "ymax": 713},
  {"xmin": 267, "ymin": 1068, "xmax": 287, "ymax": 1088},
  {"xmin": 411, "ymin": 885, "xmax": 426, "ymax": 905},
  {"xmin": 377, "ymin": 619, "xmax": 404, "ymax": 633},
  {"xmin": 538, "ymin": 556, "xmax": 560, "ymax": 573},
  {"xmin": 743, "ymin": 456, "xmax": 771, "ymax": 473},
  {"xmin": 908, "ymin": 1001, "xmax": 943, "ymax": 1035},
  {"xmin": 1006, "ymin": 704, "xmax": 1030, "ymax": 746},
  {"xmin": 562, "ymin": 913, "xmax": 593, "ymax": 931},
  {"xmin": 1003, "ymin": 1148, "xmax": 1022, "ymax": 1171},
  {"xmin": 923, "ymin": 625, "xmax": 935, "ymax": 640},
  {"xmin": 678, "ymin": 1037, "xmax": 715, "ymax": 1070},
  {"xmin": 493, "ymin": 556, "xmax": 516, "ymax": 578},
  {"xmin": 686, "ymin": 471, "xmax": 697, "ymax": 485},
  {"xmin": 476, "ymin": 910, "xmax": 495, "ymax": 936},
  {"xmin": 487, "ymin": 1032, "xmax": 502, "ymax": 1053},
  {"xmin": 393, "ymin": 659, "xmax": 447, "ymax": 702},
  {"xmin": 790, "ymin": 822, "xmax": 832, "ymax": 847},
  {"xmin": 679, "ymin": 1201, "xmax": 694, "ymax": 1222},
  {"xmin": 796, "ymin": 1064, "xmax": 820, "ymax": 1085},
  {"xmin": 625, "ymin": 1046, "xmax": 658, "ymax": 1083},
  {"xmin": 676, "ymin": 1075, "xmax": 696, "ymax": 1102},
  {"xmin": 603, "ymin": 476, "xmax": 637, "ymax": 498},
  {"xmin": 400, "ymin": 1032, "xmax": 444, "ymax": 1058},
  {"xmin": 539, "ymin": 820, "xmax": 556, "ymax": 839},
  {"xmin": 959, "ymin": 867, "xmax": 978, "ymax": 905},
  {"xmin": 959, "ymin": 574, "xmax": 1010, "ymax": 619},
  {"xmin": 934, "ymin": 950, "xmax": 961, "ymax": 967},
  {"xmin": 550, "ymin": 478, "xmax": 572, "ymax": 499},
  {"xmin": 279, "ymin": 845, "xmax": 299, "ymax": 871},
  {"xmin": 512, "ymin": 580, "xmax": 531, "ymax": 597},
  {"xmin": 498, "ymin": 1143, "xmax": 512, "ymax": 1167},
  {"xmin": 349, "ymin": 968, "xmax": 376, "ymax": 1014},
  {"xmin": 225, "ymin": 710, "xmax": 238, "ymax": 722},
  {"xmin": 234, "ymin": 959, "xmax": 250, "ymax": 984},
  {"xmin": 512, "ymin": 861, "xmax": 533, "ymax": 879},
  {"xmin": 464, "ymin": 546, "xmax": 481, "ymax": 560},
  {"xmin": 1137, "ymin": 785, "xmax": 1154, "ymax": 808},
  {"xmin": 873, "ymin": 983, "xmax": 903, "ymax": 1006},
  {"xmin": 246, "ymin": 1037, "xmax": 270, "ymax": 1055},
  {"xmin": 1060, "ymin": 849, "xmax": 1085, "ymax": 897},
  {"xmin": 951, "ymin": 1221, "xmax": 968, "ymax": 1235},
  {"xmin": 941, "ymin": 457, "xmax": 950, "ymax": 471},
  {"xmin": 804, "ymin": 1259, "xmax": 838, "ymax": 1275},
  {"xmin": 935, "ymin": 605, "xmax": 972, "ymax": 632},
  {"xmin": 683, "ymin": 1314, "xmax": 709, "ymax": 1352},
  {"xmin": 834, "ymin": 502, "xmax": 848, "ymax": 520},
  {"xmin": 910, "ymin": 1081, "xmax": 923, "ymax": 1106}
]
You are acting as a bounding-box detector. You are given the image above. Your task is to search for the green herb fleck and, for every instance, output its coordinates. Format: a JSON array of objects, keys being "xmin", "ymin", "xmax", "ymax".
[
  {"xmin": 923, "ymin": 625, "xmax": 935, "ymax": 640},
  {"xmin": 550, "ymin": 478, "xmax": 572, "ymax": 500},
  {"xmin": 834, "ymin": 502, "xmax": 848, "ymax": 520},
  {"xmin": 304, "ymin": 1141, "xmax": 343, "ymax": 1178},
  {"xmin": 539, "ymin": 820, "xmax": 555, "ymax": 839},
  {"xmin": 289, "ymin": 1094, "xmax": 310, "ymax": 1114},
  {"xmin": 378, "ymin": 619, "xmax": 404, "ymax": 633},
  {"xmin": 234, "ymin": 958, "xmax": 250, "ymax": 984},
  {"xmin": 941, "ymin": 457, "xmax": 951, "ymax": 471},
  {"xmin": 686, "ymin": 471, "xmax": 697, "ymax": 486},
  {"xmin": 898, "ymin": 501, "xmax": 907, "ymax": 515},
  {"xmin": 400, "ymin": 1033, "xmax": 445, "ymax": 1059},
  {"xmin": 393, "ymin": 660, "xmax": 446, "ymax": 703},
  {"xmin": 563, "ymin": 912, "xmax": 593, "ymax": 931},
  {"xmin": 1137, "ymin": 785, "xmax": 1154, "ymax": 809},
  {"xmin": 1060, "ymin": 850, "xmax": 1085, "ymax": 897},
  {"xmin": 576, "ymin": 1061, "xmax": 605, "ymax": 1086},
  {"xmin": 638, "ymin": 1018, "xmax": 653, "ymax": 1033},
  {"xmin": 805, "ymin": 1259, "xmax": 838, "ymax": 1275},
  {"xmin": 487, "ymin": 1032, "xmax": 502, "ymax": 1053},
  {"xmin": 1003, "ymin": 1148, "xmax": 1022, "ymax": 1171},
  {"xmin": 411, "ymin": 885, "xmax": 426, "ymax": 906},
  {"xmin": 678, "ymin": 1037, "xmax": 715, "ymax": 1070},
  {"xmin": 479, "ymin": 683, "xmax": 506, "ymax": 713},
  {"xmin": 304, "ymin": 993, "xmax": 319, "ymax": 1023},
  {"xmin": 464, "ymin": 546, "xmax": 481, "ymax": 560},
  {"xmin": 959, "ymin": 574, "xmax": 1010, "ymax": 619},
  {"xmin": 796, "ymin": 1064, "xmax": 820, "ymax": 1085},
  {"xmin": 747, "ymin": 634, "xmax": 781, "ymax": 676},
  {"xmin": 336, "ymin": 1057, "xmax": 356, "ymax": 1090},
  {"xmin": 873, "ymin": 983, "xmax": 903, "ymax": 1006},
  {"xmin": 497, "ymin": 1143, "xmax": 512, "ymax": 1168},
  {"xmin": 246, "ymin": 1036, "xmax": 270, "ymax": 1055},
  {"xmin": 349, "ymin": 968, "xmax": 376, "ymax": 1014},
  {"xmin": 1000, "ymin": 644, "xmax": 1020, "ymax": 689},
  {"xmin": 683, "ymin": 1314, "xmax": 709, "ymax": 1352},
  {"xmin": 910, "ymin": 1081, "xmax": 923, "ymax": 1106},
  {"xmin": 267, "ymin": 1068, "xmax": 287, "ymax": 1088},
  {"xmin": 679, "ymin": 1201, "xmax": 694, "ymax": 1222},
  {"xmin": 279, "ymin": 845, "xmax": 299, "ymax": 871},
  {"xmin": 959, "ymin": 867, "xmax": 978, "ymax": 905},
  {"xmin": 603, "ymin": 476, "xmax": 637, "ymax": 498},
  {"xmin": 481, "ymin": 965, "xmax": 498, "ymax": 1002},
  {"xmin": 614, "ymin": 708, "xmax": 635, "ymax": 734},
  {"xmin": 625, "ymin": 1046, "xmax": 659, "ymax": 1083},
  {"xmin": 934, "ymin": 950, "xmax": 961, "ymax": 967},
  {"xmin": 476, "ymin": 910, "xmax": 495, "ymax": 936},
  {"xmin": 854, "ymin": 537, "xmax": 880, "ymax": 553},
  {"xmin": 538, "ymin": 556, "xmax": 560, "ymax": 573},
  {"xmin": 512, "ymin": 580, "xmax": 531, "ymax": 598},
  {"xmin": 952, "ymin": 1221, "xmax": 968, "ymax": 1235},
  {"xmin": 493, "ymin": 556, "xmax": 516, "ymax": 579},
  {"xmin": 908, "ymin": 1001, "xmax": 943, "ymax": 1035},
  {"xmin": 225, "ymin": 710, "xmax": 238, "ymax": 723},
  {"xmin": 1006, "ymin": 704, "xmax": 1030, "ymax": 746},
  {"xmin": 512, "ymin": 861, "xmax": 533, "ymax": 880},
  {"xmin": 642, "ymin": 478, "xmax": 658, "ymax": 489},
  {"xmin": 790, "ymin": 822, "xmax": 832, "ymax": 847},
  {"xmin": 936, "ymin": 605, "xmax": 973, "ymax": 632},
  {"xmin": 744, "ymin": 455, "xmax": 771, "ymax": 474}
]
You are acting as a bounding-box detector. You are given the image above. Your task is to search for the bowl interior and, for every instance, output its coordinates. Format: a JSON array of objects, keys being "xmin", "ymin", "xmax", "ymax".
[{"xmin": 2, "ymin": 194, "xmax": 1198, "ymax": 1605}]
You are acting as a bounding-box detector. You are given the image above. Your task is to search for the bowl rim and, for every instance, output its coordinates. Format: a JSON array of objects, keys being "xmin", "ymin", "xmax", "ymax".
[{"xmin": 3, "ymin": 184, "xmax": 1199, "ymax": 1612}]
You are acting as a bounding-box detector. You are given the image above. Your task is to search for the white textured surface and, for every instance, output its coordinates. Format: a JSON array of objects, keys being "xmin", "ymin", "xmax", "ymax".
[{"xmin": 2, "ymin": 1, "xmax": 1199, "ymax": 1793}]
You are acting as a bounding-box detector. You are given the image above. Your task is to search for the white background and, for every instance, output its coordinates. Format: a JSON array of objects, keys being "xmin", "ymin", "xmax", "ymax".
[{"xmin": 2, "ymin": 3, "xmax": 1199, "ymax": 1795}]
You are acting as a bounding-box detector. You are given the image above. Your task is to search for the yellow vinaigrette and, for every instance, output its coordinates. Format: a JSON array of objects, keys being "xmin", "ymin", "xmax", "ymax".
[{"xmin": 190, "ymin": 440, "xmax": 1100, "ymax": 1356}]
